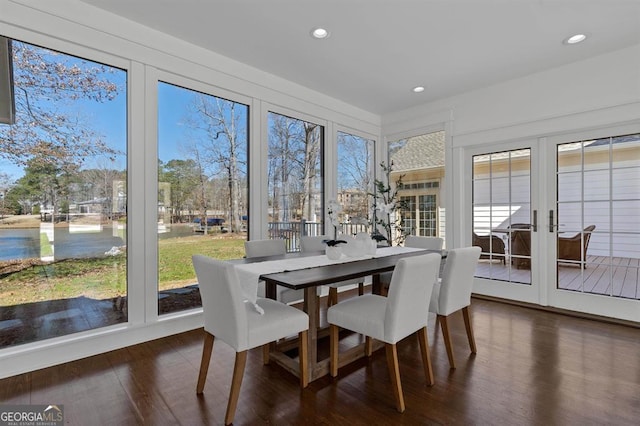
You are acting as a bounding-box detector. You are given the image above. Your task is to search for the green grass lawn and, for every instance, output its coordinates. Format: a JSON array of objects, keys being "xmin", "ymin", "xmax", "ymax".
[{"xmin": 0, "ymin": 235, "xmax": 246, "ymax": 306}]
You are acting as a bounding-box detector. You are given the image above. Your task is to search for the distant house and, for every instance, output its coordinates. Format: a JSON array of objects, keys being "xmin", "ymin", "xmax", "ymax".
[{"xmin": 390, "ymin": 131, "xmax": 446, "ymax": 239}]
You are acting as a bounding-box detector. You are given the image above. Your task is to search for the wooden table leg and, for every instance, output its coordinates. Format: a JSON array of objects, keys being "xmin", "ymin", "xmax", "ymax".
[
  {"xmin": 372, "ymin": 273, "xmax": 381, "ymax": 295},
  {"xmin": 304, "ymin": 287, "xmax": 318, "ymax": 373},
  {"xmin": 265, "ymin": 281, "xmax": 277, "ymax": 300}
]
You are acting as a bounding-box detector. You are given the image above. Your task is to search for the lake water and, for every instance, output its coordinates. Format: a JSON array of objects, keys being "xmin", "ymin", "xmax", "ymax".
[{"xmin": 0, "ymin": 225, "xmax": 195, "ymax": 261}]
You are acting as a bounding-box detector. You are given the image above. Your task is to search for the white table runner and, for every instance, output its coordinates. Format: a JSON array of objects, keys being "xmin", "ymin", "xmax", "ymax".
[{"xmin": 234, "ymin": 246, "xmax": 426, "ymax": 314}]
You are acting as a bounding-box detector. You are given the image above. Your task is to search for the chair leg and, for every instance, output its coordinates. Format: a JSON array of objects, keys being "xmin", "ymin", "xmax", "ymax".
[
  {"xmin": 438, "ymin": 314, "xmax": 456, "ymax": 369},
  {"xmin": 417, "ymin": 327, "xmax": 434, "ymax": 386},
  {"xmin": 328, "ymin": 287, "xmax": 338, "ymax": 307},
  {"xmin": 462, "ymin": 306, "xmax": 477, "ymax": 354},
  {"xmin": 224, "ymin": 350, "xmax": 247, "ymax": 425},
  {"xmin": 330, "ymin": 324, "xmax": 339, "ymax": 377},
  {"xmin": 365, "ymin": 336, "xmax": 373, "ymax": 357},
  {"xmin": 385, "ymin": 343, "xmax": 405, "ymax": 413},
  {"xmin": 358, "ymin": 282, "xmax": 364, "ymax": 296},
  {"xmin": 262, "ymin": 343, "xmax": 270, "ymax": 365},
  {"xmin": 196, "ymin": 332, "xmax": 215, "ymax": 394},
  {"xmin": 299, "ymin": 330, "xmax": 309, "ymax": 388}
]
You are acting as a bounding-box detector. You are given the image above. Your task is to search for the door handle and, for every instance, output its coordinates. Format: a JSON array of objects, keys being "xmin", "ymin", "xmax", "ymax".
[
  {"xmin": 549, "ymin": 210, "xmax": 554, "ymax": 233},
  {"xmin": 532, "ymin": 210, "xmax": 537, "ymax": 232}
]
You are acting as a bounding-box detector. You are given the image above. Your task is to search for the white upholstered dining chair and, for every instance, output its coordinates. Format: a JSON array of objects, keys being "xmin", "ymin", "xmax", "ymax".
[
  {"xmin": 429, "ymin": 246, "xmax": 481, "ymax": 369},
  {"xmin": 244, "ymin": 239, "xmax": 304, "ymax": 304},
  {"xmin": 327, "ymin": 253, "xmax": 441, "ymax": 413},
  {"xmin": 300, "ymin": 235, "xmax": 365, "ymax": 307},
  {"xmin": 405, "ymin": 235, "xmax": 444, "ymax": 250},
  {"xmin": 380, "ymin": 235, "xmax": 444, "ymax": 295},
  {"xmin": 192, "ymin": 255, "xmax": 309, "ymax": 425}
]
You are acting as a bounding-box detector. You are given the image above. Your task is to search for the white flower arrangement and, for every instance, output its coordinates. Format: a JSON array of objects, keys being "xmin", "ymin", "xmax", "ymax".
[{"xmin": 325, "ymin": 199, "xmax": 346, "ymax": 246}]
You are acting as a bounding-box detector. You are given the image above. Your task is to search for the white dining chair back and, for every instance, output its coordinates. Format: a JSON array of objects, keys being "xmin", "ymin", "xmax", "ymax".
[
  {"xmin": 327, "ymin": 252, "xmax": 441, "ymax": 412},
  {"xmin": 300, "ymin": 235, "xmax": 365, "ymax": 306},
  {"xmin": 245, "ymin": 239, "xmax": 303, "ymax": 304},
  {"xmin": 404, "ymin": 235, "xmax": 444, "ymax": 250},
  {"xmin": 192, "ymin": 255, "xmax": 309, "ymax": 425},
  {"xmin": 195, "ymin": 255, "xmax": 247, "ymax": 350},
  {"xmin": 380, "ymin": 235, "xmax": 444, "ymax": 295},
  {"xmin": 430, "ymin": 246, "xmax": 480, "ymax": 316},
  {"xmin": 299, "ymin": 235, "xmax": 327, "ymax": 252},
  {"xmin": 429, "ymin": 246, "xmax": 481, "ymax": 369},
  {"xmin": 384, "ymin": 254, "xmax": 440, "ymax": 343},
  {"xmin": 244, "ymin": 238, "xmax": 286, "ymax": 258}
]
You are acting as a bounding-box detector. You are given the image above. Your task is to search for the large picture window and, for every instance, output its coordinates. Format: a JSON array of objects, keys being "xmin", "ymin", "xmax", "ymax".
[
  {"xmin": 0, "ymin": 38, "xmax": 127, "ymax": 348},
  {"xmin": 336, "ymin": 131, "xmax": 374, "ymax": 236},
  {"xmin": 157, "ymin": 82, "xmax": 248, "ymax": 315},
  {"xmin": 267, "ymin": 112, "xmax": 323, "ymax": 251}
]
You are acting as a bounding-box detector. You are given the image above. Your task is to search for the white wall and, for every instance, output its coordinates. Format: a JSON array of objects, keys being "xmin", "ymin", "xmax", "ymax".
[
  {"xmin": 383, "ymin": 44, "xmax": 640, "ymax": 145},
  {"xmin": 383, "ymin": 43, "xmax": 640, "ymax": 248}
]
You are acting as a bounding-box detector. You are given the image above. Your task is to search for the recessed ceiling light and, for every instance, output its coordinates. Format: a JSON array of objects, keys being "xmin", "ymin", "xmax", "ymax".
[
  {"xmin": 311, "ymin": 27, "xmax": 330, "ymax": 39},
  {"xmin": 564, "ymin": 34, "xmax": 587, "ymax": 45},
  {"xmin": 412, "ymin": 86, "xmax": 425, "ymax": 93}
]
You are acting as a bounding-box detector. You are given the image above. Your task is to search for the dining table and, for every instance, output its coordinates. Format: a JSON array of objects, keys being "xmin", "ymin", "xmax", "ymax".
[{"xmin": 232, "ymin": 245, "xmax": 444, "ymax": 383}]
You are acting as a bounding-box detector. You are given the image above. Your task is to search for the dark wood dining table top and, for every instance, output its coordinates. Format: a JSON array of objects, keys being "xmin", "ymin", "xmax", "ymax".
[{"xmin": 256, "ymin": 247, "xmax": 443, "ymax": 290}]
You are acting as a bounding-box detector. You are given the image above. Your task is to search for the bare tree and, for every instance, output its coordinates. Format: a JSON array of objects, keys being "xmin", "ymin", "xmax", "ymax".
[
  {"xmin": 0, "ymin": 40, "xmax": 121, "ymax": 171},
  {"xmin": 301, "ymin": 122, "xmax": 321, "ymax": 221},
  {"xmin": 337, "ymin": 133, "xmax": 372, "ymax": 219},
  {"xmin": 268, "ymin": 114, "xmax": 296, "ymax": 222},
  {"xmin": 268, "ymin": 113, "xmax": 322, "ymax": 227},
  {"xmin": 187, "ymin": 95, "xmax": 247, "ymax": 232}
]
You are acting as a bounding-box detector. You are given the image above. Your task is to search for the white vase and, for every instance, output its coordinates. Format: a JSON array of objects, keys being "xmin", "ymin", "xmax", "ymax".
[
  {"xmin": 325, "ymin": 246, "xmax": 342, "ymax": 260},
  {"xmin": 365, "ymin": 239, "xmax": 377, "ymax": 255}
]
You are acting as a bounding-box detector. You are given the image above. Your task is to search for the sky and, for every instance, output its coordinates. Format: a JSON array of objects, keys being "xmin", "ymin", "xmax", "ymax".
[
  {"xmin": 1, "ymin": 41, "xmax": 128, "ymax": 184},
  {"xmin": 0, "ymin": 48, "xmax": 192, "ymax": 185},
  {"xmin": 0, "ymin": 38, "xmax": 366, "ymax": 192}
]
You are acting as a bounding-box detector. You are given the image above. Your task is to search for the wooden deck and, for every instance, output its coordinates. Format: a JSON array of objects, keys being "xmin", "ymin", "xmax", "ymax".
[{"xmin": 476, "ymin": 255, "xmax": 640, "ymax": 299}]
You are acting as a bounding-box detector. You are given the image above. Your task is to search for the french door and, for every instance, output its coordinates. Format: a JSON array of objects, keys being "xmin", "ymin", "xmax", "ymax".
[
  {"xmin": 468, "ymin": 125, "xmax": 640, "ymax": 322},
  {"xmin": 544, "ymin": 127, "xmax": 640, "ymax": 322},
  {"xmin": 469, "ymin": 141, "xmax": 542, "ymax": 304}
]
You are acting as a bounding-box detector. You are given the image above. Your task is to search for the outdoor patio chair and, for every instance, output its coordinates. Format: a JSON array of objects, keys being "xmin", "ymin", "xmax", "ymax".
[
  {"xmin": 472, "ymin": 232, "xmax": 506, "ymax": 264},
  {"xmin": 192, "ymin": 255, "xmax": 309, "ymax": 425},
  {"xmin": 508, "ymin": 224, "xmax": 531, "ymax": 269},
  {"xmin": 327, "ymin": 253, "xmax": 441, "ymax": 412},
  {"xmin": 558, "ymin": 225, "xmax": 596, "ymax": 267}
]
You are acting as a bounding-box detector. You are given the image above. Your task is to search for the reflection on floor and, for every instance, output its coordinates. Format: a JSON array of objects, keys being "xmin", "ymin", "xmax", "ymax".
[
  {"xmin": 0, "ymin": 285, "xmax": 202, "ymax": 349},
  {"xmin": 0, "ymin": 296, "xmax": 126, "ymax": 348},
  {"xmin": 475, "ymin": 255, "xmax": 639, "ymax": 299}
]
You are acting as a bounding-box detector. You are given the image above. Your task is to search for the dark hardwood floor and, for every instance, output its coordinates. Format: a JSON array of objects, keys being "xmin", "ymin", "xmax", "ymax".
[{"xmin": 1, "ymin": 296, "xmax": 639, "ymax": 425}]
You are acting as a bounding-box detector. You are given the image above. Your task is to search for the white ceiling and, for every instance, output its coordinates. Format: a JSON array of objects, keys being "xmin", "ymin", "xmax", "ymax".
[{"xmin": 79, "ymin": 0, "xmax": 640, "ymax": 115}]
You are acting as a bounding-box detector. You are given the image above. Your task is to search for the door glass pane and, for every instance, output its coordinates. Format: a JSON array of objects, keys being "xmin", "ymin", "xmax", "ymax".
[
  {"xmin": 556, "ymin": 134, "xmax": 640, "ymax": 299},
  {"xmin": 418, "ymin": 194, "xmax": 437, "ymax": 236},
  {"xmin": 157, "ymin": 82, "xmax": 248, "ymax": 315},
  {"xmin": 267, "ymin": 112, "xmax": 323, "ymax": 251},
  {"xmin": 337, "ymin": 131, "xmax": 374, "ymax": 237},
  {"xmin": 389, "ymin": 131, "xmax": 445, "ymax": 244},
  {"xmin": 472, "ymin": 149, "xmax": 531, "ymax": 284},
  {"xmin": 558, "ymin": 172, "xmax": 582, "ymax": 202},
  {"xmin": 0, "ymin": 38, "xmax": 127, "ymax": 347},
  {"xmin": 399, "ymin": 195, "xmax": 416, "ymax": 236}
]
